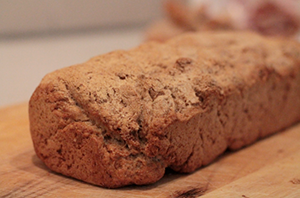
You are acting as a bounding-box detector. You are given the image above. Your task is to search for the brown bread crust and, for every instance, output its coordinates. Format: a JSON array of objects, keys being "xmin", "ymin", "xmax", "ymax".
[{"xmin": 29, "ymin": 31, "xmax": 300, "ymax": 188}]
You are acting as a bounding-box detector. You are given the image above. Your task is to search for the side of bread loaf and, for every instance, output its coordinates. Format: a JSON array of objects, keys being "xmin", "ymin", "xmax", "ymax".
[{"xmin": 29, "ymin": 31, "xmax": 300, "ymax": 188}]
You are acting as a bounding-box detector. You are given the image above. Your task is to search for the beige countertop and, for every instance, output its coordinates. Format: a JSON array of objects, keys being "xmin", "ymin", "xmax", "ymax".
[
  {"xmin": 1, "ymin": 103, "xmax": 300, "ymax": 197},
  {"xmin": 0, "ymin": 27, "xmax": 145, "ymax": 107}
]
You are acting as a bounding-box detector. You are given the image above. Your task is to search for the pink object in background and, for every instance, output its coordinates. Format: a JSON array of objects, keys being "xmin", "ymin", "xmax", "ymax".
[{"xmin": 228, "ymin": 0, "xmax": 300, "ymax": 36}]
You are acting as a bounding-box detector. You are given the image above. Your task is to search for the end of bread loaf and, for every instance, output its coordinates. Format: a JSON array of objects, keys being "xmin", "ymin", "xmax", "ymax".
[
  {"xmin": 29, "ymin": 31, "xmax": 300, "ymax": 188},
  {"xmin": 29, "ymin": 70, "xmax": 167, "ymax": 188}
]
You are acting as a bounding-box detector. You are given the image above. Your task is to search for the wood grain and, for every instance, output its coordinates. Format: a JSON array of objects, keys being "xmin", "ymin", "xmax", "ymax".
[{"xmin": 1, "ymin": 103, "xmax": 300, "ymax": 197}]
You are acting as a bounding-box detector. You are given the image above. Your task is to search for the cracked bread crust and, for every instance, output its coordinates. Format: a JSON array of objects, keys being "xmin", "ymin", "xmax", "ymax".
[{"xmin": 29, "ymin": 31, "xmax": 300, "ymax": 188}]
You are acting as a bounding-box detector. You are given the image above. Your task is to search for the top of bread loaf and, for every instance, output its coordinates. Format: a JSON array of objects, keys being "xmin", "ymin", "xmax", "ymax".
[{"xmin": 41, "ymin": 32, "xmax": 297, "ymax": 125}]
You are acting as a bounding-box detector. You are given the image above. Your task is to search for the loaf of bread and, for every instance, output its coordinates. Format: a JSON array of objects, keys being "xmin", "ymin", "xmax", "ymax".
[{"xmin": 29, "ymin": 31, "xmax": 300, "ymax": 188}]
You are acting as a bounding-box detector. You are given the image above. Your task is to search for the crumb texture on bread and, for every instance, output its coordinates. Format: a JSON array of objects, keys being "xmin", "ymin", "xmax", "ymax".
[{"xmin": 29, "ymin": 31, "xmax": 300, "ymax": 188}]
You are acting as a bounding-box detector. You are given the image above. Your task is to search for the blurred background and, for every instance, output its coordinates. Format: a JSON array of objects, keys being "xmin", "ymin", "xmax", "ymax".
[
  {"xmin": 1, "ymin": 0, "xmax": 300, "ymax": 107},
  {"xmin": 0, "ymin": 0, "xmax": 162, "ymax": 107}
]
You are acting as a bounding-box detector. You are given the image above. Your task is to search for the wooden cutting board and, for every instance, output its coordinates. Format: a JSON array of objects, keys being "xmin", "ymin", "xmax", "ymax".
[{"xmin": 1, "ymin": 103, "xmax": 300, "ymax": 198}]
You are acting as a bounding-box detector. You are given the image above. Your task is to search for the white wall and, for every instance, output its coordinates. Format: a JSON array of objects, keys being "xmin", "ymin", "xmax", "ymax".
[
  {"xmin": 0, "ymin": 0, "xmax": 162, "ymax": 107},
  {"xmin": 0, "ymin": 0, "xmax": 162, "ymax": 36}
]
